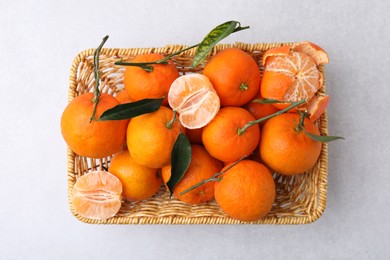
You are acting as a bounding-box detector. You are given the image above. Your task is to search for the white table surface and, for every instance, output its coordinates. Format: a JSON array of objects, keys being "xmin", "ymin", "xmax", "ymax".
[{"xmin": 1, "ymin": 0, "xmax": 389, "ymax": 259}]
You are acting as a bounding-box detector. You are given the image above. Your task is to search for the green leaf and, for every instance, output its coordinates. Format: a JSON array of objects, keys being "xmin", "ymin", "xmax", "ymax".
[
  {"xmin": 166, "ymin": 133, "xmax": 192, "ymax": 196},
  {"xmin": 303, "ymin": 128, "xmax": 345, "ymax": 143},
  {"xmin": 191, "ymin": 21, "xmax": 250, "ymax": 68},
  {"xmin": 99, "ymin": 98, "xmax": 163, "ymax": 121}
]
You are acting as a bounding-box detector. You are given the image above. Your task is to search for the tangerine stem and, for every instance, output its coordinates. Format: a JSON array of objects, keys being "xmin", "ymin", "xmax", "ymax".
[
  {"xmin": 115, "ymin": 44, "xmax": 199, "ymax": 72},
  {"xmin": 166, "ymin": 110, "xmax": 177, "ymax": 129},
  {"xmin": 294, "ymin": 111, "xmax": 307, "ymax": 132},
  {"xmin": 179, "ymin": 155, "xmax": 247, "ymax": 196},
  {"xmin": 237, "ymin": 99, "xmax": 306, "ymax": 136},
  {"xmin": 90, "ymin": 35, "xmax": 109, "ymax": 123}
]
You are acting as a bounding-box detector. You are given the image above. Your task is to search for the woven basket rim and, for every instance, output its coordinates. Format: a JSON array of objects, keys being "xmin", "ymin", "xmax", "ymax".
[{"xmin": 66, "ymin": 42, "xmax": 328, "ymax": 225}]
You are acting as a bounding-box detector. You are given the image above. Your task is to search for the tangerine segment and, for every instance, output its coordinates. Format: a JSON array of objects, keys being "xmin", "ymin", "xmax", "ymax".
[
  {"xmin": 161, "ymin": 144, "xmax": 223, "ymax": 205},
  {"xmin": 168, "ymin": 74, "xmax": 220, "ymax": 129},
  {"xmin": 260, "ymin": 113, "xmax": 322, "ymax": 175},
  {"xmin": 214, "ymin": 160, "xmax": 275, "ymax": 222},
  {"xmin": 202, "ymin": 107, "xmax": 260, "ymax": 163},
  {"xmin": 262, "ymin": 51, "xmax": 320, "ymax": 103},
  {"xmin": 124, "ymin": 53, "xmax": 179, "ymax": 105},
  {"xmin": 71, "ymin": 171, "xmax": 122, "ymax": 220}
]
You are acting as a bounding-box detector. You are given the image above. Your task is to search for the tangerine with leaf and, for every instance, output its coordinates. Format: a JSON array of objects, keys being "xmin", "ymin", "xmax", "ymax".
[
  {"xmin": 259, "ymin": 113, "xmax": 322, "ymax": 175},
  {"xmin": 123, "ymin": 53, "xmax": 179, "ymax": 105},
  {"xmin": 202, "ymin": 106, "xmax": 260, "ymax": 163},
  {"xmin": 260, "ymin": 42, "xmax": 329, "ymax": 121},
  {"xmin": 161, "ymin": 144, "xmax": 223, "ymax": 205},
  {"xmin": 61, "ymin": 92, "xmax": 128, "ymax": 158},
  {"xmin": 127, "ymin": 106, "xmax": 183, "ymax": 169}
]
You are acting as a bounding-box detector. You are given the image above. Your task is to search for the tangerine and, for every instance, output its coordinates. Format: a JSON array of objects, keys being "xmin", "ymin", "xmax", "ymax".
[
  {"xmin": 259, "ymin": 113, "xmax": 322, "ymax": 175},
  {"xmin": 214, "ymin": 160, "xmax": 275, "ymax": 222},
  {"xmin": 124, "ymin": 53, "xmax": 179, "ymax": 105},
  {"xmin": 260, "ymin": 42, "xmax": 329, "ymax": 115},
  {"xmin": 109, "ymin": 150, "xmax": 162, "ymax": 201},
  {"xmin": 202, "ymin": 107, "xmax": 260, "ymax": 163},
  {"xmin": 203, "ymin": 48, "xmax": 260, "ymax": 107},
  {"xmin": 127, "ymin": 106, "xmax": 183, "ymax": 168},
  {"xmin": 61, "ymin": 93, "xmax": 128, "ymax": 158},
  {"xmin": 115, "ymin": 89, "xmax": 133, "ymax": 104},
  {"xmin": 244, "ymin": 97, "xmax": 279, "ymax": 128},
  {"xmin": 161, "ymin": 145, "xmax": 223, "ymax": 204}
]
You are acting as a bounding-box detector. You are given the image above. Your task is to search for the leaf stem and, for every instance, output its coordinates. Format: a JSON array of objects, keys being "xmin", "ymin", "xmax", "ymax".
[
  {"xmin": 294, "ymin": 111, "xmax": 307, "ymax": 132},
  {"xmin": 90, "ymin": 35, "xmax": 109, "ymax": 123},
  {"xmin": 237, "ymin": 99, "xmax": 306, "ymax": 135},
  {"xmin": 114, "ymin": 44, "xmax": 199, "ymax": 71},
  {"xmin": 115, "ymin": 21, "xmax": 249, "ymax": 71},
  {"xmin": 166, "ymin": 110, "xmax": 177, "ymax": 129},
  {"xmin": 179, "ymin": 155, "xmax": 247, "ymax": 196}
]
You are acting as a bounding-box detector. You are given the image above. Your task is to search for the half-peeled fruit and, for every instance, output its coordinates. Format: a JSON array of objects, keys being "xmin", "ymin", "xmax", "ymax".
[
  {"xmin": 260, "ymin": 42, "xmax": 329, "ymax": 121},
  {"xmin": 71, "ymin": 171, "xmax": 122, "ymax": 220},
  {"xmin": 168, "ymin": 74, "xmax": 220, "ymax": 129}
]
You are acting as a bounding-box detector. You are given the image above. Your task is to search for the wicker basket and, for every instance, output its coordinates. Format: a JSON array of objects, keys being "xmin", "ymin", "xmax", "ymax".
[{"xmin": 67, "ymin": 42, "xmax": 328, "ymax": 224}]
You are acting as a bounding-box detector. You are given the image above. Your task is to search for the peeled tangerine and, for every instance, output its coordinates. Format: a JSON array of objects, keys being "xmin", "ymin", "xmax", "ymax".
[
  {"xmin": 71, "ymin": 171, "xmax": 122, "ymax": 220},
  {"xmin": 260, "ymin": 41, "xmax": 330, "ymax": 122},
  {"xmin": 168, "ymin": 74, "xmax": 220, "ymax": 129}
]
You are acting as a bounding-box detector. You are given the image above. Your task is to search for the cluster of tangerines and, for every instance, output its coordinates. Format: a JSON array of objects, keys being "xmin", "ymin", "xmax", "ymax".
[{"xmin": 62, "ymin": 42, "xmax": 330, "ymax": 222}]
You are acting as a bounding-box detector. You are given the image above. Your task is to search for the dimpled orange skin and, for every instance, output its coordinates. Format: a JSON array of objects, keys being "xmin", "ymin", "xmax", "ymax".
[
  {"xmin": 202, "ymin": 107, "xmax": 260, "ymax": 163},
  {"xmin": 61, "ymin": 93, "xmax": 128, "ymax": 158},
  {"xmin": 260, "ymin": 113, "xmax": 322, "ymax": 175},
  {"xmin": 203, "ymin": 48, "xmax": 260, "ymax": 107},
  {"xmin": 126, "ymin": 106, "xmax": 183, "ymax": 169},
  {"xmin": 214, "ymin": 160, "xmax": 276, "ymax": 222},
  {"xmin": 108, "ymin": 150, "xmax": 162, "ymax": 202},
  {"xmin": 161, "ymin": 145, "xmax": 223, "ymax": 205},
  {"xmin": 124, "ymin": 53, "xmax": 179, "ymax": 105}
]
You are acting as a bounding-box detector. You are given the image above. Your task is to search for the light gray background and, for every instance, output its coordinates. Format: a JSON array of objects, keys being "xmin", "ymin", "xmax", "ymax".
[{"xmin": 1, "ymin": 0, "xmax": 389, "ymax": 259}]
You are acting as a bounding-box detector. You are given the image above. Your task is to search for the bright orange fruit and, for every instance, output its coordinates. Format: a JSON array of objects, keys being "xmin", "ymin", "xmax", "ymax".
[
  {"xmin": 115, "ymin": 89, "xmax": 133, "ymax": 104},
  {"xmin": 244, "ymin": 96, "xmax": 279, "ymax": 128},
  {"xmin": 214, "ymin": 160, "xmax": 275, "ymax": 222},
  {"xmin": 161, "ymin": 144, "xmax": 223, "ymax": 205},
  {"xmin": 123, "ymin": 53, "xmax": 179, "ymax": 105},
  {"xmin": 202, "ymin": 107, "xmax": 260, "ymax": 163},
  {"xmin": 260, "ymin": 113, "xmax": 322, "ymax": 175},
  {"xmin": 109, "ymin": 150, "xmax": 162, "ymax": 201},
  {"xmin": 203, "ymin": 48, "xmax": 260, "ymax": 107},
  {"xmin": 61, "ymin": 93, "xmax": 128, "ymax": 158},
  {"xmin": 126, "ymin": 106, "xmax": 183, "ymax": 168}
]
